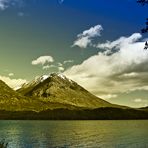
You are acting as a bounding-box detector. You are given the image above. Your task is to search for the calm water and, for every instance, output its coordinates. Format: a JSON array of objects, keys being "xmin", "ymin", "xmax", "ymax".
[{"xmin": 0, "ymin": 120, "xmax": 148, "ymax": 148}]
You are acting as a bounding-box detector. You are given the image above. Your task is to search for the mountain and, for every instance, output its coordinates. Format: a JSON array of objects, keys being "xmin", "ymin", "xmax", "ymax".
[
  {"xmin": 0, "ymin": 73, "xmax": 148, "ymax": 119},
  {"xmin": 0, "ymin": 79, "xmax": 77, "ymax": 111},
  {"xmin": 0, "ymin": 80, "xmax": 29, "ymax": 111},
  {"xmin": 17, "ymin": 73, "xmax": 118, "ymax": 109}
]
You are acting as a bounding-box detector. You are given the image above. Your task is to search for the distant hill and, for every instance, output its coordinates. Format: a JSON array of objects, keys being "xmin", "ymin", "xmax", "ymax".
[
  {"xmin": 139, "ymin": 106, "xmax": 148, "ymax": 112},
  {"xmin": 0, "ymin": 80, "xmax": 31, "ymax": 111}
]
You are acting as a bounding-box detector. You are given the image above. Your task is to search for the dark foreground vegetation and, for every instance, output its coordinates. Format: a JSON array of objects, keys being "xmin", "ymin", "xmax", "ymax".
[
  {"xmin": 0, "ymin": 140, "xmax": 8, "ymax": 148},
  {"xmin": 0, "ymin": 107, "xmax": 148, "ymax": 120}
]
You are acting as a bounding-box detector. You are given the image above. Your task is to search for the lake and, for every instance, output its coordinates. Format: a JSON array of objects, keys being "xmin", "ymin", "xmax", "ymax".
[{"xmin": 0, "ymin": 120, "xmax": 148, "ymax": 148}]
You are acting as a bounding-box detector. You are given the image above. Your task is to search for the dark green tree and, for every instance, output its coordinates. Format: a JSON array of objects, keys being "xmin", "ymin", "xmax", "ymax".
[
  {"xmin": 137, "ymin": 0, "xmax": 148, "ymax": 33},
  {"xmin": 137, "ymin": 0, "xmax": 148, "ymax": 5},
  {"xmin": 137, "ymin": 0, "xmax": 148, "ymax": 49}
]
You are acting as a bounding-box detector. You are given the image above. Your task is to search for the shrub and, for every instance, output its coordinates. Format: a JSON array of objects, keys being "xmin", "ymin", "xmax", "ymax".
[{"xmin": 0, "ymin": 140, "xmax": 8, "ymax": 148}]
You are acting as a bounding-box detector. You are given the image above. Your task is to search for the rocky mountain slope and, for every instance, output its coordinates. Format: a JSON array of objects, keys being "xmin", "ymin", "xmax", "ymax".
[
  {"xmin": 0, "ymin": 80, "xmax": 30, "ymax": 111},
  {"xmin": 0, "ymin": 79, "xmax": 79, "ymax": 111},
  {"xmin": 18, "ymin": 73, "xmax": 118, "ymax": 109}
]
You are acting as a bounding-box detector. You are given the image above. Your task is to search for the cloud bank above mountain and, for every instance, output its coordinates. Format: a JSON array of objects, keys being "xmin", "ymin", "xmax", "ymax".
[
  {"xmin": 0, "ymin": 75, "xmax": 27, "ymax": 89},
  {"xmin": 65, "ymin": 32, "xmax": 148, "ymax": 99}
]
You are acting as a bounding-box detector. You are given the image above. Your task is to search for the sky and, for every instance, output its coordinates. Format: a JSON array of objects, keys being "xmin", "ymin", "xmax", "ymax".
[{"xmin": 0, "ymin": 0, "xmax": 148, "ymax": 107}]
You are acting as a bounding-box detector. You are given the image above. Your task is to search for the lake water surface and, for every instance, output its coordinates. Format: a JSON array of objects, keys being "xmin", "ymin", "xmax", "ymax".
[{"xmin": 0, "ymin": 120, "xmax": 148, "ymax": 148}]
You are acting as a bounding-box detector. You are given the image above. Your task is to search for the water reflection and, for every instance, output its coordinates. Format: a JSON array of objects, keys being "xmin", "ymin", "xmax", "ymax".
[{"xmin": 0, "ymin": 120, "xmax": 148, "ymax": 148}]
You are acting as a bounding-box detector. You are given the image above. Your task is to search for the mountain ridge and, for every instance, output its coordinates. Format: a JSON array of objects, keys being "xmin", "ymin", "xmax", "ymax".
[
  {"xmin": 17, "ymin": 73, "xmax": 120, "ymax": 109},
  {"xmin": 0, "ymin": 73, "xmax": 148, "ymax": 119},
  {"xmin": 0, "ymin": 76, "xmax": 84, "ymax": 111}
]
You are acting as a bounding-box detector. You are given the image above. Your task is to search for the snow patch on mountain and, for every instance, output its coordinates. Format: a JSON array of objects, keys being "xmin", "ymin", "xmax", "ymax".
[
  {"xmin": 58, "ymin": 74, "xmax": 66, "ymax": 80},
  {"xmin": 40, "ymin": 75, "xmax": 49, "ymax": 82}
]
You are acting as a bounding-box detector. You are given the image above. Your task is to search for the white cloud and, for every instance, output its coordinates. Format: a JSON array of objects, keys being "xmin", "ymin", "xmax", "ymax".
[
  {"xmin": 63, "ymin": 60, "xmax": 74, "ymax": 64},
  {"xmin": 8, "ymin": 73, "xmax": 14, "ymax": 77},
  {"xmin": 72, "ymin": 25, "xmax": 103, "ymax": 48},
  {"xmin": 18, "ymin": 12, "xmax": 24, "ymax": 17},
  {"xmin": 132, "ymin": 98, "xmax": 148, "ymax": 108},
  {"xmin": 32, "ymin": 56, "xmax": 54, "ymax": 66},
  {"xmin": 98, "ymin": 94, "xmax": 118, "ymax": 100},
  {"xmin": 134, "ymin": 98, "xmax": 148, "ymax": 103},
  {"xmin": 42, "ymin": 65, "xmax": 50, "ymax": 70},
  {"xmin": 58, "ymin": 62, "xmax": 63, "ymax": 67},
  {"xmin": 58, "ymin": 66, "xmax": 65, "ymax": 72},
  {"xmin": 42, "ymin": 63, "xmax": 65, "ymax": 72},
  {"xmin": 0, "ymin": 75, "xmax": 27, "ymax": 89},
  {"xmin": 65, "ymin": 33, "xmax": 148, "ymax": 98},
  {"xmin": 0, "ymin": 0, "xmax": 22, "ymax": 10},
  {"xmin": 0, "ymin": 0, "xmax": 8, "ymax": 10},
  {"xmin": 58, "ymin": 0, "xmax": 64, "ymax": 4},
  {"xmin": 119, "ymin": 72, "xmax": 139, "ymax": 78},
  {"xmin": 42, "ymin": 64, "xmax": 61, "ymax": 71},
  {"xmin": 134, "ymin": 98, "xmax": 142, "ymax": 103},
  {"xmin": 97, "ymin": 33, "xmax": 142, "ymax": 50}
]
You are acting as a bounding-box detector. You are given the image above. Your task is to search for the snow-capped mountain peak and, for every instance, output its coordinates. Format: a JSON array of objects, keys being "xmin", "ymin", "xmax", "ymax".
[
  {"xmin": 58, "ymin": 73, "xmax": 66, "ymax": 80},
  {"xmin": 39, "ymin": 75, "xmax": 49, "ymax": 82}
]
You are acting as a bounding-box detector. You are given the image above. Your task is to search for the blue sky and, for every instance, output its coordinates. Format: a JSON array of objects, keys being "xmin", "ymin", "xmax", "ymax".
[{"xmin": 0, "ymin": 0, "xmax": 148, "ymax": 107}]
